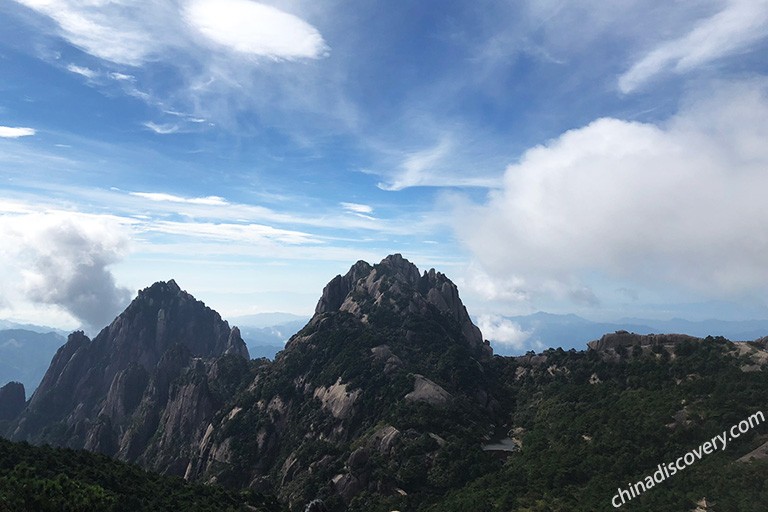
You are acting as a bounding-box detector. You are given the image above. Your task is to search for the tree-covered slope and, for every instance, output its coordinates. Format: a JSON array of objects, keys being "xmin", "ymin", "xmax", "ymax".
[
  {"xmin": 429, "ymin": 336, "xmax": 768, "ymax": 511},
  {"xmin": 0, "ymin": 437, "xmax": 284, "ymax": 512}
]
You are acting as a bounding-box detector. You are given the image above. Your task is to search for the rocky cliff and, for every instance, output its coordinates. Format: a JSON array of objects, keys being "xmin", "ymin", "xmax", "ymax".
[{"xmin": 7, "ymin": 280, "xmax": 249, "ymax": 475}]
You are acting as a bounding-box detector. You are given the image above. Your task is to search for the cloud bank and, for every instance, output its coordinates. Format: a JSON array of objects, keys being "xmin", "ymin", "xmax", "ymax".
[{"xmin": 455, "ymin": 81, "xmax": 768, "ymax": 307}]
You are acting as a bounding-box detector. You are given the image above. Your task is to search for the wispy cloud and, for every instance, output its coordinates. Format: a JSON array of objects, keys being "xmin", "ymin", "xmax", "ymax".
[
  {"xmin": 376, "ymin": 138, "xmax": 502, "ymax": 191},
  {"xmin": 14, "ymin": 0, "xmax": 163, "ymax": 66},
  {"xmin": 130, "ymin": 191, "xmax": 228, "ymax": 206},
  {"xmin": 13, "ymin": 0, "xmax": 338, "ymax": 136},
  {"xmin": 109, "ymin": 72, "xmax": 134, "ymax": 81},
  {"xmin": 14, "ymin": 0, "xmax": 328, "ymax": 65},
  {"xmin": 340, "ymin": 202, "xmax": 373, "ymax": 215},
  {"xmin": 142, "ymin": 121, "xmax": 179, "ymax": 135},
  {"xmin": 149, "ymin": 220, "xmax": 319, "ymax": 245},
  {"xmin": 0, "ymin": 126, "xmax": 35, "ymax": 138},
  {"xmin": 619, "ymin": 0, "xmax": 768, "ymax": 93},
  {"xmin": 66, "ymin": 63, "xmax": 97, "ymax": 79}
]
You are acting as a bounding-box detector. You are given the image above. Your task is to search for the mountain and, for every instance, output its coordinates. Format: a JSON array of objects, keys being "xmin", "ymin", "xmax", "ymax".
[
  {"xmin": 8, "ymin": 279, "xmax": 250, "ymax": 477},
  {"xmin": 183, "ymin": 254, "xmax": 496, "ymax": 509},
  {"xmin": 0, "ymin": 329, "xmax": 66, "ymax": 394},
  {"xmin": 4, "ymin": 255, "xmax": 768, "ymax": 511},
  {"xmin": 0, "ymin": 319, "xmax": 68, "ymax": 335}
]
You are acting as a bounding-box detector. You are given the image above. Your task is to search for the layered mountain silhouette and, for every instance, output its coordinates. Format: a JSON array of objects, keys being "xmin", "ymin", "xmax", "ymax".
[{"xmin": 3, "ymin": 254, "xmax": 768, "ymax": 512}]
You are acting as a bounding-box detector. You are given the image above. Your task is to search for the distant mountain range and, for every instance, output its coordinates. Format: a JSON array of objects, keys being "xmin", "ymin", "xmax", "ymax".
[
  {"xmin": 228, "ymin": 313, "xmax": 308, "ymax": 360},
  {"xmin": 485, "ymin": 311, "xmax": 768, "ymax": 355},
  {"xmin": 0, "ymin": 329, "xmax": 66, "ymax": 394}
]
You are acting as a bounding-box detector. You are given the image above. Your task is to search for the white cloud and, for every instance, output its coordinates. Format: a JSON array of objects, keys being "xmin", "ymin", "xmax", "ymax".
[
  {"xmin": 454, "ymin": 81, "xmax": 768, "ymax": 306},
  {"xmin": 130, "ymin": 191, "xmax": 228, "ymax": 206},
  {"xmin": 66, "ymin": 63, "xmax": 98, "ymax": 79},
  {"xmin": 14, "ymin": 0, "xmax": 327, "ymax": 66},
  {"xmin": 0, "ymin": 210, "xmax": 132, "ymax": 329},
  {"xmin": 341, "ymin": 202, "xmax": 373, "ymax": 215},
  {"xmin": 14, "ymin": 0, "xmax": 338, "ymax": 136},
  {"xmin": 148, "ymin": 221, "xmax": 319, "ymax": 246},
  {"xmin": 0, "ymin": 126, "xmax": 36, "ymax": 138},
  {"xmin": 183, "ymin": 0, "xmax": 328, "ymax": 60},
  {"xmin": 476, "ymin": 314, "xmax": 531, "ymax": 350},
  {"xmin": 15, "ymin": 0, "xmax": 165, "ymax": 66},
  {"xmin": 619, "ymin": 0, "xmax": 768, "ymax": 93},
  {"xmin": 143, "ymin": 121, "xmax": 179, "ymax": 135},
  {"xmin": 459, "ymin": 265, "xmax": 529, "ymax": 303},
  {"xmin": 109, "ymin": 72, "xmax": 134, "ymax": 81}
]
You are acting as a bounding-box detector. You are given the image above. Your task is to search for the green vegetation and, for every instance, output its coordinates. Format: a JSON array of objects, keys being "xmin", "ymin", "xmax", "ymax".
[
  {"xmin": 0, "ymin": 437, "xmax": 284, "ymax": 512},
  {"xmin": 424, "ymin": 338, "xmax": 768, "ymax": 511}
]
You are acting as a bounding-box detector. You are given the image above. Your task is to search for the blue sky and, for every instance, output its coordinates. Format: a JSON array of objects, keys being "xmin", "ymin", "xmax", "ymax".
[{"xmin": 1, "ymin": 0, "xmax": 768, "ymax": 351}]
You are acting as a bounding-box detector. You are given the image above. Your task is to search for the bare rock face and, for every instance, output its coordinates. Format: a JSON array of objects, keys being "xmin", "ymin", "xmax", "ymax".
[
  {"xmin": 404, "ymin": 374, "xmax": 452, "ymax": 406},
  {"xmin": 313, "ymin": 378, "xmax": 361, "ymax": 419},
  {"xmin": 0, "ymin": 382, "xmax": 25, "ymax": 422},
  {"xmin": 369, "ymin": 425, "xmax": 400, "ymax": 455},
  {"xmin": 8, "ymin": 280, "xmax": 250, "ymax": 474}
]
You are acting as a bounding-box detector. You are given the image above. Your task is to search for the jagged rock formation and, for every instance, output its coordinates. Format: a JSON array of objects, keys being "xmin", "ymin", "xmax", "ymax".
[
  {"xmin": 7, "ymin": 280, "xmax": 249, "ymax": 476},
  {"xmin": 312, "ymin": 253, "xmax": 489, "ymax": 358},
  {"xmin": 0, "ymin": 382, "xmax": 25, "ymax": 422}
]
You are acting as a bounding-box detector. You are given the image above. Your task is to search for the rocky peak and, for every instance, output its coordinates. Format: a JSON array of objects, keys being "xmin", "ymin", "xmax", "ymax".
[
  {"xmin": 315, "ymin": 260, "xmax": 373, "ymax": 314},
  {"xmin": 96, "ymin": 280, "xmax": 249, "ymax": 366},
  {"xmin": 312, "ymin": 254, "xmax": 489, "ymax": 357},
  {"xmin": 10, "ymin": 279, "xmax": 249, "ymax": 453},
  {"xmin": 375, "ymin": 253, "xmax": 422, "ymax": 285}
]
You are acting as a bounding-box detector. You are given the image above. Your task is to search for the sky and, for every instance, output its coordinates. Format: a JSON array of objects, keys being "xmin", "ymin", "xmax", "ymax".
[{"xmin": 1, "ymin": 0, "xmax": 768, "ymax": 352}]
